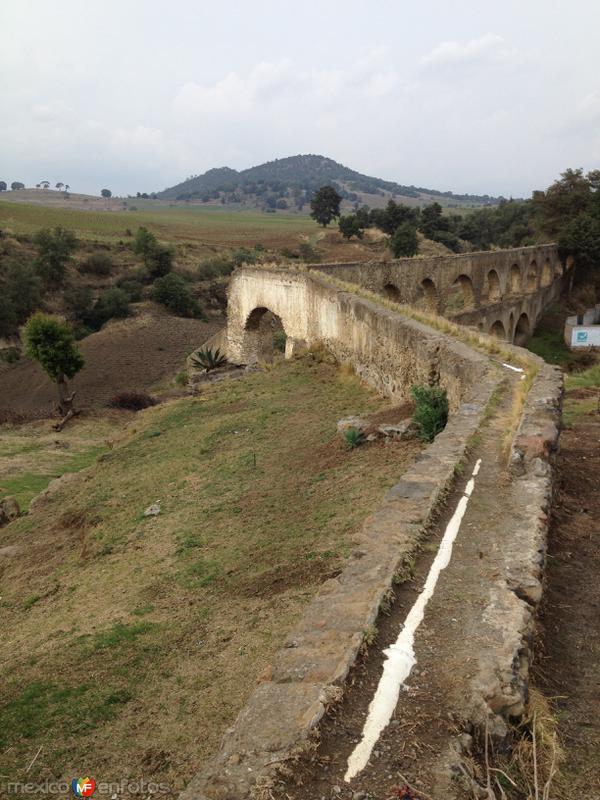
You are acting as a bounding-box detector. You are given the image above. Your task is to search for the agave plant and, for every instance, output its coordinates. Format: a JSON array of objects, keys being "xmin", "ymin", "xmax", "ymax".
[{"xmin": 190, "ymin": 347, "xmax": 227, "ymax": 372}]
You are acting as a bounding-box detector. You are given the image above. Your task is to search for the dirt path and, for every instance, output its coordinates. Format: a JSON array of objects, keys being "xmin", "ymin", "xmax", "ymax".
[
  {"xmin": 535, "ymin": 400, "xmax": 600, "ymax": 798},
  {"xmin": 271, "ymin": 377, "xmax": 537, "ymax": 800}
]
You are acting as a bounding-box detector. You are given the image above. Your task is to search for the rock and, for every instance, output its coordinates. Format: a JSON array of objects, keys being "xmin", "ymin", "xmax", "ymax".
[
  {"xmin": 378, "ymin": 419, "xmax": 420, "ymax": 440},
  {"xmin": 337, "ymin": 416, "xmax": 368, "ymax": 435},
  {"xmin": 0, "ymin": 496, "xmax": 20, "ymax": 526},
  {"xmin": 353, "ymin": 792, "xmax": 366, "ymax": 800},
  {"xmin": 144, "ymin": 503, "xmax": 161, "ymax": 517}
]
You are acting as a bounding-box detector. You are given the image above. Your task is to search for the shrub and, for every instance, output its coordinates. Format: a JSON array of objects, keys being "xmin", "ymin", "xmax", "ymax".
[
  {"xmin": 174, "ymin": 369, "xmax": 188, "ymax": 386},
  {"xmin": 410, "ymin": 384, "xmax": 449, "ymax": 442},
  {"xmin": 109, "ymin": 391, "xmax": 156, "ymax": 410},
  {"xmin": 343, "ymin": 427, "xmax": 364, "ymax": 449},
  {"xmin": 132, "ymin": 226, "xmax": 157, "ymax": 258},
  {"xmin": 147, "ymin": 245, "xmax": 173, "ymax": 278},
  {"xmin": 34, "ymin": 226, "xmax": 78, "ymax": 288},
  {"xmin": 90, "ymin": 288, "xmax": 130, "ymax": 327},
  {"xmin": 190, "ymin": 348, "xmax": 226, "ymax": 371},
  {"xmin": 152, "ymin": 273, "xmax": 202, "ymax": 317},
  {"xmin": 298, "ymin": 242, "xmax": 320, "ymax": 262},
  {"xmin": 232, "ymin": 248, "xmax": 256, "ymax": 267},
  {"xmin": 273, "ymin": 331, "xmax": 287, "ymax": 353},
  {"xmin": 116, "ymin": 278, "xmax": 144, "ymax": 302},
  {"xmin": 197, "ymin": 254, "xmax": 235, "ymax": 280},
  {"xmin": 3, "ymin": 258, "xmax": 41, "ymax": 325},
  {"xmin": 0, "ymin": 346, "xmax": 20, "ymax": 364},
  {"xmin": 78, "ymin": 252, "xmax": 113, "ymax": 276}
]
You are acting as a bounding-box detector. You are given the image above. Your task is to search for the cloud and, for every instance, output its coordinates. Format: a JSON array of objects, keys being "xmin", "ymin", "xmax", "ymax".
[
  {"xmin": 421, "ymin": 34, "xmax": 518, "ymax": 69},
  {"xmin": 173, "ymin": 53, "xmax": 401, "ymax": 121}
]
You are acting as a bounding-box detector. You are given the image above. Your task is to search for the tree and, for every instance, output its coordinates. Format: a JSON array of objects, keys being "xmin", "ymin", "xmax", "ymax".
[
  {"xmin": 5, "ymin": 259, "xmax": 41, "ymax": 323},
  {"xmin": 419, "ymin": 202, "xmax": 445, "ymax": 238},
  {"xmin": 11, "ymin": 181, "xmax": 24, "ymax": 190},
  {"xmin": 133, "ymin": 226, "xmax": 173, "ymax": 277},
  {"xmin": 0, "ymin": 181, "xmax": 6, "ymax": 191},
  {"xmin": 101, "ymin": 188, "xmax": 112, "ymax": 198},
  {"xmin": 22, "ymin": 313, "xmax": 84, "ymax": 415},
  {"xmin": 55, "ymin": 182, "xmax": 64, "ymax": 191},
  {"xmin": 310, "ymin": 186, "xmax": 342, "ymax": 227},
  {"xmin": 389, "ymin": 222, "xmax": 419, "ymax": 258},
  {"xmin": 151, "ymin": 273, "xmax": 202, "ymax": 317},
  {"xmin": 338, "ymin": 214, "xmax": 364, "ymax": 240},
  {"xmin": 370, "ymin": 200, "xmax": 419, "ymax": 235},
  {"xmin": 34, "ymin": 226, "xmax": 78, "ymax": 288},
  {"xmin": 133, "ymin": 226, "xmax": 158, "ymax": 258},
  {"xmin": 40, "ymin": 180, "xmax": 50, "ymax": 190}
]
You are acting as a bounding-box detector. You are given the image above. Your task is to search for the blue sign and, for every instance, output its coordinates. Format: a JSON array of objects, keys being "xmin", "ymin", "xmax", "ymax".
[{"xmin": 576, "ymin": 330, "xmax": 589, "ymax": 343}]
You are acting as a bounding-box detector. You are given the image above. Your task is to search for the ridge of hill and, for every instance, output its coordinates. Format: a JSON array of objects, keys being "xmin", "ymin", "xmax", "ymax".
[{"xmin": 157, "ymin": 154, "xmax": 505, "ymax": 209}]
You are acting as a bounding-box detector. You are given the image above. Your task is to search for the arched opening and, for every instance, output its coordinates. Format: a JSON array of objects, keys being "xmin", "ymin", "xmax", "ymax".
[
  {"xmin": 527, "ymin": 261, "xmax": 538, "ymax": 291},
  {"xmin": 510, "ymin": 264, "xmax": 522, "ymax": 293},
  {"xmin": 384, "ymin": 283, "xmax": 402, "ymax": 303},
  {"xmin": 486, "ymin": 269, "xmax": 501, "ymax": 302},
  {"xmin": 541, "ymin": 259, "xmax": 553, "ymax": 287},
  {"xmin": 514, "ymin": 313, "xmax": 530, "ymax": 346},
  {"xmin": 244, "ymin": 306, "xmax": 287, "ymax": 363},
  {"xmin": 446, "ymin": 274, "xmax": 475, "ymax": 312},
  {"xmin": 490, "ymin": 320, "xmax": 507, "ymax": 340},
  {"xmin": 414, "ymin": 277, "xmax": 438, "ymax": 312}
]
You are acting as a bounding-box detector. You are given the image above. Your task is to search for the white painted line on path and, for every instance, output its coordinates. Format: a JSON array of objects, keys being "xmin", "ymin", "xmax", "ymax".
[{"xmin": 344, "ymin": 458, "xmax": 483, "ymax": 783}]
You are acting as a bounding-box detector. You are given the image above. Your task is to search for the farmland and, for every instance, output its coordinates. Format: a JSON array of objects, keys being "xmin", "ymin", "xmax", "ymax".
[{"xmin": 0, "ymin": 197, "xmax": 318, "ymax": 249}]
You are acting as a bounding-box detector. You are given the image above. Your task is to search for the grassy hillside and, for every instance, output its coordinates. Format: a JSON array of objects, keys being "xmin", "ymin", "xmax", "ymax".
[{"xmin": 0, "ymin": 357, "xmax": 421, "ymax": 794}]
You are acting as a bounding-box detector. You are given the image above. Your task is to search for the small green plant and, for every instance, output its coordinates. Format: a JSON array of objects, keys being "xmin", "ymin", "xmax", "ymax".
[
  {"xmin": 174, "ymin": 369, "xmax": 188, "ymax": 387},
  {"xmin": 0, "ymin": 346, "xmax": 21, "ymax": 364},
  {"xmin": 410, "ymin": 384, "xmax": 449, "ymax": 442},
  {"xmin": 190, "ymin": 347, "xmax": 227, "ymax": 372},
  {"xmin": 273, "ymin": 330, "xmax": 287, "ymax": 353},
  {"xmin": 343, "ymin": 427, "xmax": 364, "ymax": 449}
]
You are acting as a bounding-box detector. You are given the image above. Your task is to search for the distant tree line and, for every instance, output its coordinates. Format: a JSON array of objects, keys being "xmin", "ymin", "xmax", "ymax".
[{"xmin": 331, "ymin": 168, "xmax": 600, "ymax": 270}]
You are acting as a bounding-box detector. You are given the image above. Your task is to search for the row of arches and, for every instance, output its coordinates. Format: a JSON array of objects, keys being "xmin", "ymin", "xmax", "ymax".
[
  {"xmin": 488, "ymin": 312, "xmax": 530, "ymax": 345},
  {"xmin": 384, "ymin": 258, "xmax": 563, "ymax": 314}
]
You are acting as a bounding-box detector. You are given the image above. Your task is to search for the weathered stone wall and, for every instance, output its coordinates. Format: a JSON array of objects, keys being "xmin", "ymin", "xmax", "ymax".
[
  {"xmin": 227, "ymin": 268, "xmax": 490, "ymax": 409},
  {"xmin": 180, "ymin": 262, "xmax": 565, "ymax": 800},
  {"xmin": 314, "ymin": 244, "xmax": 568, "ymax": 343}
]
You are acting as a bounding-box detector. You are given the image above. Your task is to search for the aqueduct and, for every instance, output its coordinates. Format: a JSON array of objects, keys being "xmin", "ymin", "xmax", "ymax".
[
  {"xmin": 183, "ymin": 243, "xmax": 570, "ymax": 800},
  {"xmin": 226, "ymin": 244, "xmax": 570, "ymax": 370}
]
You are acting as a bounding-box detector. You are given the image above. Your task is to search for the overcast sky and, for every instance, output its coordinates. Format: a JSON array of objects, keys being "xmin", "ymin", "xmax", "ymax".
[{"xmin": 1, "ymin": 0, "xmax": 598, "ymax": 198}]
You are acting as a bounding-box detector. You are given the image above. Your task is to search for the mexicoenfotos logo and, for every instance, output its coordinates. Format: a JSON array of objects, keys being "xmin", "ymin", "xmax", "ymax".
[{"xmin": 71, "ymin": 777, "xmax": 96, "ymax": 797}]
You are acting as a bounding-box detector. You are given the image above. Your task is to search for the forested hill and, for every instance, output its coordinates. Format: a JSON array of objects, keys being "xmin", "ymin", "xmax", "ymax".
[{"xmin": 157, "ymin": 154, "xmax": 504, "ymax": 209}]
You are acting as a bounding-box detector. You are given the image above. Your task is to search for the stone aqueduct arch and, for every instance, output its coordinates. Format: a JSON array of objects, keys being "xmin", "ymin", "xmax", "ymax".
[
  {"xmin": 227, "ymin": 245, "xmax": 572, "ymax": 362},
  {"xmin": 311, "ymin": 244, "xmax": 571, "ymax": 347}
]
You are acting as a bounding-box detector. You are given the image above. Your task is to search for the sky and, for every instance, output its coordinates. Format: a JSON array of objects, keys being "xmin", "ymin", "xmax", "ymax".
[{"xmin": 1, "ymin": 0, "xmax": 599, "ymax": 198}]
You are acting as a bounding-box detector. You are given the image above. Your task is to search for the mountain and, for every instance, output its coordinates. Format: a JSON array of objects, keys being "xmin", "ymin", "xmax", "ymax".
[{"xmin": 156, "ymin": 155, "xmax": 504, "ymax": 210}]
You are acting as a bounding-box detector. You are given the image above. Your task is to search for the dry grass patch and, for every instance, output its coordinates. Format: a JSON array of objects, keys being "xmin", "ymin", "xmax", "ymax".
[{"xmin": 0, "ymin": 358, "xmax": 421, "ymax": 796}]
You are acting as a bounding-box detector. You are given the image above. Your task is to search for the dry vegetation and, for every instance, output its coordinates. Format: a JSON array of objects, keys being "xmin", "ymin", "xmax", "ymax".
[{"xmin": 0, "ymin": 357, "xmax": 421, "ymax": 796}]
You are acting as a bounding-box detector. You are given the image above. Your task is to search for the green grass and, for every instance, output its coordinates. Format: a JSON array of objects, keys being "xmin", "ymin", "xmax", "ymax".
[
  {"xmin": 0, "ymin": 199, "xmax": 317, "ymax": 246},
  {"xmin": 0, "ymin": 444, "xmax": 106, "ymax": 510},
  {"xmin": 0, "ymin": 681, "xmax": 128, "ymax": 747},
  {"xmin": 565, "ymin": 364, "xmax": 600, "ymax": 389}
]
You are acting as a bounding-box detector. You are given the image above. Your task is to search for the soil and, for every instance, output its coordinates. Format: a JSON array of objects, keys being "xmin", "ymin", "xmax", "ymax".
[
  {"xmin": 534, "ymin": 398, "xmax": 600, "ymax": 798},
  {"xmin": 0, "ymin": 306, "xmax": 222, "ymax": 414}
]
